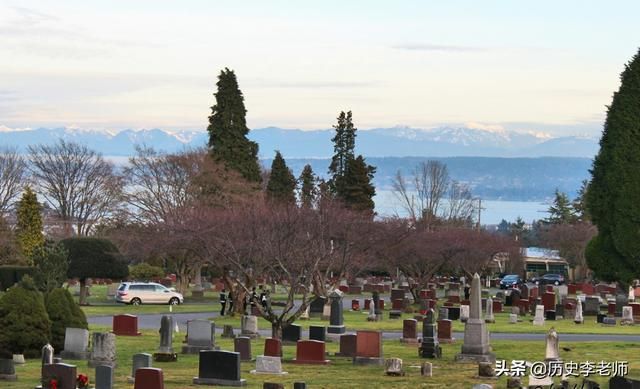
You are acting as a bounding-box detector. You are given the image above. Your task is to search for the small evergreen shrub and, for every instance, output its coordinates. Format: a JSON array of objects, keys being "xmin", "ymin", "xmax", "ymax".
[{"xmin": 45, "ymin": 288, "xmax": 88, "ymax": 351}]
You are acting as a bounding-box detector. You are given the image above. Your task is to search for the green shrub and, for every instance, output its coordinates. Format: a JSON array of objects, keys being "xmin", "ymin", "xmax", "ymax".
[
  {"xmin": 130, "ymin": 262, "xmax": 165, "ymax": 281},
  {"xmin": 33, "ymin": 241, "xmax": 69, "ymax": 293},
  {"xmin": 45, "ymin": 288, "xmax": 88, "ymax": 351},
  {"xmin": 0, "ymin": 275, "xmax": 51, "ymax": 357}
]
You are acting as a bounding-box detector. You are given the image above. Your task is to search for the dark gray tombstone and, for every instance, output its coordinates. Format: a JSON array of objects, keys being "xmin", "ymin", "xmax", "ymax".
[
  {"xmin": 282, "ymin": 324, "xmax": 302, "ymax": 343},
  {"xmin": 95, "ymin": 364, "xmax": 113, "ymax": 389},
  {"xmin": 419, "ymin": 309, "xmax": 441, "ymax": 358},
  {"xmin": 584, "ymin": 296, "xmax": 600, "ymax": 315},
  {"xmin": 327, "ymin": 290, "xmax": 345, "ymax": 334},
  {"xmin": 0, "ymin": 358, "xmax": 16, "ymax": 381},
  {"xmin": 596, "ymin": 313, "xmax": 606, "ymax": 323},
  {"xmin": 294, "ymin": 383, "xmax": 307, "ymax": 389},
  {"xmin": 545, "ymin": 310, "xmax": 556, "ymax": 321},
  {"xmin": 309, "ymin": 297, "xmax": 326, "ymax": 315},
  {"xmin": 448, "ymin": 306, "xmax": 461, "ymax": 321},
  {"xmin": 154, "ymin": 315, "xmax": 177, "ymax": 362},
  {"xmin": 221, "ymin": 324, "xmax": 236, "ymax": 339},
  {"xmin": 616, "ymin": 294, "xmax": 628, "ymax": 317},
  {"xmin": 555, "ymin": 303, "xmax": 565, "ymax": 318},
  {"xmin": 309, "ymin": 325, "xmax": 326, "ymax": 342},
  {"xmin": 192, "ymin": 350, "xmax": 246, "ymax": 386},
  {"xmin": 234, "ymin": 336, "xmax": 252, "ymax": 362},
  {"xmin": 438, "ymin": 307, "xmax": 449, "ymax": 320}
]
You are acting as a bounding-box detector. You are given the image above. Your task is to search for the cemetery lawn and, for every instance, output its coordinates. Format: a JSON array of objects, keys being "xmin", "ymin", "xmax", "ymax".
[
  {"xmin": 214, "ymin": 310, "xmax": 640, "ymax": 335},
  {"xmin": 6, "ymin": 325, "xmax": 640, "ymax": 388}
]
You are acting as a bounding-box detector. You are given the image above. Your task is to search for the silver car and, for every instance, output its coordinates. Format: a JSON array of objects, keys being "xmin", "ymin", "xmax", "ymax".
[{"xmin": 115, "ymin": 282, "xmax": 184, "ymax": 305}]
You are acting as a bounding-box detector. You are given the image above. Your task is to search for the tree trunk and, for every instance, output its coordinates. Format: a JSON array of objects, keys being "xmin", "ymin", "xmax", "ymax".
[
  {"xmin": 271, "ymin": 322, "xmax": 282, "ymax": 340},
  {"xmin": 79, "ymin": 279, "xmax": 88, "ymax": 306}
]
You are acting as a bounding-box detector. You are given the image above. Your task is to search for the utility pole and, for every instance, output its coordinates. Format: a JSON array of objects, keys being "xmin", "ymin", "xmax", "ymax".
[{"xmin": 476, "ymin": 198, "xmax": 485, "ymax": 231}]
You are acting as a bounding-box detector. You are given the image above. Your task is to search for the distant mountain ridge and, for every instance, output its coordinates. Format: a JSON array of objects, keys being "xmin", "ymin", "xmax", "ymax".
[{"xmin": 0, "ymin": 125, "xmax": 599, "ymax": 158}]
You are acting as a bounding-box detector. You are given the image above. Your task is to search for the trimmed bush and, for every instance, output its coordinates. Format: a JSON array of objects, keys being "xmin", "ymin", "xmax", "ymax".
[
  {"xmin": 0, "ymin": 266, "xmax": 34, "ymax": 291},
  {"xmin": 45, "ymin": 288, "xmax": 88, "ymax": 351},
  {"xmin": 0, "ymin": 275, "xmax": 51, "ymax": 357},
  {"xmin": 130, "ymin": 262, "xmax": 165, "ymax": 281}
]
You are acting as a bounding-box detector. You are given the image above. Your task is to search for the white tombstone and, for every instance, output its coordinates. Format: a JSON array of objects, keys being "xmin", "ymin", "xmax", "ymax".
[
  {"xmin": 574, "ymin": 300, "xmax": 584, "ymax": 324},
  {"xmin": 250, "ymin": 355, "xmax": 288, "ymax": 375},
  {"xmin": 61, "ymin": 327, "xmax": 90, "ymax": 360},
  {"xmin": 544, "ymin": 328, "xmax": 560, "ymax": 361},
  {"xmin": 299, "ymin": 306, "xmax": 310, "ymax": 320},
  {"xmin": 533, "ymin": 305, "xmax": 545, "ymax": 326},
  {"xmin": 322, "ymin": 303, "xmax": 331, "ymax": 320},
  {"xmin": 629, "ymin": 286, "xmax": 635, "ymax": 303},
  {"xmin": 621, "ymin": 306, "xmax": 634, "ymax": 325},
  {"xmin": 485, "ymin": 297, "xmax": 495, "ymax": 323},
  {"xmin": 241, "ymin": 315, "xmax": 259, "ymax": 338},
  {"xmin": 509, "ymin": 314, "xmax": 518, "ymax": 324},
  {"xmin": 367, "ymin": 300, "xmax": 377, "ymax": 321},
  {"xmin": 460, "ymin": 305, "xmax": 470, "ymax": 322}
]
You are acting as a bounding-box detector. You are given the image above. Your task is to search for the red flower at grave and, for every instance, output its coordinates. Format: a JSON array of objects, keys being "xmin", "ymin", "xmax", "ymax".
[
  {"xmin": 49, "ymin": 378, "xmax": 58, "ymax": 389},
  {"xmin": 77, "ymin": 374, "xmax": 89, "ymax": 388}
]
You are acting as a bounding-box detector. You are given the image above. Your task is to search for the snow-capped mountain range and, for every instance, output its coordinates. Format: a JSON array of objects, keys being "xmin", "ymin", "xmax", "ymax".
[{"xmin": 0, "ymin": 125, "xmax": 599, "ymax": 158}]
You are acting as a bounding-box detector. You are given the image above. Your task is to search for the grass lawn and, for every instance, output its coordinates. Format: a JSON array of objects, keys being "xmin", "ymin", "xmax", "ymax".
[{"xmin": 6, "ymin": 325, "xmax": 640, "ymax": 388}]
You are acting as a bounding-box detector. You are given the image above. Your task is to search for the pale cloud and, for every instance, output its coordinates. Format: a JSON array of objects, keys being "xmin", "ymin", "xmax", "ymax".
[{"xmin": 391, "ymin": 43, "xmax": 487, "ymax": 52}]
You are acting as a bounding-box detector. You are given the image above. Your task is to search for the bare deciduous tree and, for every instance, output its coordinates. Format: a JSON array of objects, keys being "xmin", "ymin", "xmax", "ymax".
[
  {"xmin": 0, "ymin": 147, "xmax": 27, "ymax": 216},
  {"xmin": 28, "ymin": 140, "xmax": 122, "ymax": 237},
  {"xmin": 393, "ymin": 160, "xmax": 477, "ymax": 229},
  {"xmin": 393, "ymin": 160, "xmax": 449, "ymax": 229}
]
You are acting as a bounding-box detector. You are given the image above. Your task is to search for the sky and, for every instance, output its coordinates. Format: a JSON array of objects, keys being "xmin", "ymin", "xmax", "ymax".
[{"xmin": 0, "ymin": 1, "xmax": 638, "ymax": 137}]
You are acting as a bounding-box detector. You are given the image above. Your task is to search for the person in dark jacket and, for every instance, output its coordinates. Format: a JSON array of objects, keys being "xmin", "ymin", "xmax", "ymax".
[{"xmin": 219, "ymin": 289, "xmax": 227, "ymax": 316}]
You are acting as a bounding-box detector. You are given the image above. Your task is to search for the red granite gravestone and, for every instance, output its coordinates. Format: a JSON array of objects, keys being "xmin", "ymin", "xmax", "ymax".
[
  {"xmin": 460, "ymin": 299, "xmax": 470, "ymax": 306},
  {"xmin": 338, "ymin": 334, "xmax": 357, "ymax": 357},
  {"xmin": 542, "ymin": 292, "xmax": 555, "ymax": 312},
  {"xmin": 392, "ymin": 299, "xmax": 404, "ymax": 310},
  {"xmin": 263, "ymin": 338, "xmax": 282, "ymax": 358},
  {"xmin": 355, "ymin": 331, "xmax": 382, "ymax": 358},
  {"xmin": 400, "ymin": 319, "xmax": 418, "ymax": 344},
  {"xmin": 293, "ymin": 340, "xmax": 330, "ymax": 364},
  {"xmin": 492, "ymin": 300, "xmax": 503, "ymax": 313},
  {"xmin": 568, "ymin": 284, "xmax": 577, "ymax": 295},
  {"xmin": 530, "ymin": 286, "xmax": 539, "ymax": 299},
  {"xmin": 134, "ymin": 367, "xmax": 164, "ymax": 389},
  {"xmin": 419, "ymin": 290, "xmax": 428, "ymax": 299},
  {"xmin": 364, "ymin": 299, "xmax": 371, "ymax": 310},
  {"xmin": 378, "ymin": 299, "xmax": 384, "ymax": 310},
  {"xmin": 629, "ymin": 302, "xmax": 640, "ymax": 318},
  {"xmin": 234, "ymin": 336, "xmax": 252, "ymax": 361},
  {"xmin": 518, "ymin": 300, "xmax": 530, "ymax": 315},
  {"xmin": 42, "ymin": 363, "xmax": 77, "ymax": 389},
  {"xmin": 351, "ymin": 299, "xmax": 360, "ymax": 311},
  {"xmin": 582, "ymin": 283, "xmax": 595, "ymax": 295},
  {"xmin": 608, "ymin": 302, "xmax": 616, "ymax": 316},
  {"xmin": 437, "ymin": 319, "xmax": 454, "ymax": 343},
  {"xmin": 112, "ymin": 314, "xmax": 141, "ymax": 336},
  {"xmin": 546, "ymin": 285, "xmax": 554, "ymax": 293},
  {"xmin": 338, "ymin": 285, "xmax": 349, "ymax": 293}
]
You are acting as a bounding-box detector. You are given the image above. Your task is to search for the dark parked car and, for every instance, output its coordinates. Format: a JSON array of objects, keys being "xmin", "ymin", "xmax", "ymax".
[
  {"xmin": 534, "ymin": 273, "xmax": 565, "ymax": 286},
  {"xmin": 499, "ymin": 274, "xmax": 523, "ymax": 289}
]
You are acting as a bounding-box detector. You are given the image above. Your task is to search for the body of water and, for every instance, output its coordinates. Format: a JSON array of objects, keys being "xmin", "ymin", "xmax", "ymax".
[{"xmin": 374, "ymin": 190, "xmax": 549, "ymax": 225}]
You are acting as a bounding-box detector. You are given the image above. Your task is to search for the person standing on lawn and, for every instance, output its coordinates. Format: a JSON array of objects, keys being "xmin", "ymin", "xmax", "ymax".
[{"xmin": 219, "ymin": 288, "xmax": 227, "ymax": 316}]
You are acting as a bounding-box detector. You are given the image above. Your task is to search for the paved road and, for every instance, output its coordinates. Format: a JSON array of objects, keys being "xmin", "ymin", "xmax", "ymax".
[{"xmin": 88, "ymin": 312, "xmax": 640, "ymax": 342}]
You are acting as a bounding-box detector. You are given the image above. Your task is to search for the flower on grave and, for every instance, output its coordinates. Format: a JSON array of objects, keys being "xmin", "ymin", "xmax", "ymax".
[
  {"xmin": 76, "ymin": 373, "xmax": 89, "ymax": 388},
  {"xmin": 49, "ymin": 378, "xmax": 58, "ymax": 389}
]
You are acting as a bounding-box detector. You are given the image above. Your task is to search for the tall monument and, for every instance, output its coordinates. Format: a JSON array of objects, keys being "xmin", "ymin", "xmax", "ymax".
[{"xmin": 455, "ymin": 273, "xmax": 495, "ymax": 363}]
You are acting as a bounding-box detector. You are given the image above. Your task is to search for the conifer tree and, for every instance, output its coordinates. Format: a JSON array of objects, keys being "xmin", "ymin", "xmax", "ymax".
[
  {"xmin": 572, "ymin": 180, "xmax": 590, "ymax": 222},
  {"xmin": 341, "ymin": 155, "xmax": 376, "ymax": 212},
  {"xmin": 328, "ymin": 111, "xmax": 356, "ymax": 197},
  {"xmin": 266, "ymin": 151, "xmax": 296, "ymax": 204},
  {"xmin": 298, "ymin": 164, "xmax": 317, "ymax": 208},
  {"xmin": 545, "ymin": 189, "xmax": 576, "ymax": 224},
  {"xmin": 15, "ymin": 187, "xmax": 44, "ymax": 260},
  {"xmin": 207, "ymin": 68, "xmax": 261, "ymax": 182},
  {"xmin": 586, "ymin": 49, "xmax": 640, "ymax": 284}
]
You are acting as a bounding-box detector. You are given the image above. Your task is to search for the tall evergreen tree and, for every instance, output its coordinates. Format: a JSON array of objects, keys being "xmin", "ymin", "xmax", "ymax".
[
  {"xmin": 15, "ymin": 187, "xmax": 44, "ymax": 260},
  {"xmin": 207, "ymin": 68, "xmax": 261, "ymax": 182},
  {"xmin": 341, "ymin": 155, "xmax": 376, "ymax": 212},
  {"xmin": 586, "ymin": 49, "xmax": 640, "ymax": 285},
  {"xmin": 572, "ymin": 180, "xmax": 590, "ymax": 222},
  {"xmin": 328, "ymin": 111, "xmax": 356, "ymax": 197},
  {"xmin": 266, "ymin": 151, "xmax": 296, "ymax": 204},
  {"xmin": 298, "ymin": 164, "xmax": 317, "ymax": 209},
  {"xmin": 545, "ymin": 189, "xmax": 576, "ymax": 224}
]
